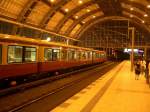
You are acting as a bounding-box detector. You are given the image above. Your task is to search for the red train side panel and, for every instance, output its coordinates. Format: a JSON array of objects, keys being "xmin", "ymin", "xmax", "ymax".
[
  {"xmin": 38, "ymin": 61, "xmax": 65, "ymax": 73},
  {"xmin": 0, "ymin": 63, "xmax": 38, "ymax": 79}
]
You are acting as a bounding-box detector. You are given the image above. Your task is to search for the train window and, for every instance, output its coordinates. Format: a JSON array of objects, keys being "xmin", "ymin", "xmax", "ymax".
[
  {"xmin": 99, "ymin": 53, "xmax": 101, "ymax": 58},
  {"xmin": 61, "ymin": 50, "xmax": 67, "ymax": 60},
  {"xmin": 78, "ymin": 51, "xmax": 82, "ymax": 60},
  {"xmin": 87, "ymin": 52, "xmax": 91, "ymax": 59},
  {"xmin": 92, "ymin": 52, "xmax": 96, "ymax": 59},
  {"xmin": 81, "ymin": 52, "xmax": 86, "ymax": 59},
  {"xmin": 85, "ymin": 52, "xmax": 89, "ymax": 60},
  {"xmin": 68, "ymin": 50, "xmax": 75, "ymax": 60},
  {"xmin": 44, "ymin": 48, "xmax": 52, "ymax": 61},
  {"xmin": 52, "ymin": 49, "xmax": 60, "ymax": 61},
  {"xmin": 24, "ymin": 47, "xmax": 36, "ymax": 62},
  {"xmin": 101, "ymin": 53, "xmax": 105, "ymax": 58},
  {"xmin": 74, "ymin": 51, "xmax": 78, "ymax": 60},
  {"xmin": 74, "ymin": 51, "xmax": 80, "ymax": 60},
  {"xmin": 8, "ymin": 46, "xmax": 23, "ymax": 63},
  {"xmin": 0, "ymin": 45, "xmax": 2, "ymax": 64}
]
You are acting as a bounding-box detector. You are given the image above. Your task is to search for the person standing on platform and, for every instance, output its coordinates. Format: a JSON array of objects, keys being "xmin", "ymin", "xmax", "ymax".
[
  {"xmin": 135, "ymin": 60, "xmax": 141, "ymax": 80},
  {"xmin": 145, "ymin": 60, "xmax": 149, "ymax": 84},
  {"xmin": 148, "ymin": 61, "xmax": 150, "ymax": 84},
  {"xmin": 141, "ymin": 60, "xmax": 145, "ymax": 75}
]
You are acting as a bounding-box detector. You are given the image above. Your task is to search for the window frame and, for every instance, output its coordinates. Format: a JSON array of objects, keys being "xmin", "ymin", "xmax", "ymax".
[
  {"xmin": 61, "ymin": 49, "xmax": 67, "ymax": 61},
  {"xmin": 7, "ymin": 45, "xmax": 23, "ymax": 63},
  {"xmin": 44, "ymin": 48, "xmax": 53, "ymax": 61},
  {"xmin": 68, "ymin": 50, "xmax": 75, "ymax": 60},
  {"xmin": 52, "ymin": 49, "xmax": 60, "ymax": 61},
  {"xmin": 7, "ymin": 45, "xmax": 37, "ymax": 64},
  {"xmin": 24, "ymin": 46, "xmax": 37, "ymax": 62}
]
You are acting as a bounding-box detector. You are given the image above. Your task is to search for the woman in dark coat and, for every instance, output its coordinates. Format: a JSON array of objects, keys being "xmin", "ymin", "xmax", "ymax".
[{"xmin": 135, "ymin": 62, "xmax": 141, "ymax": 80}]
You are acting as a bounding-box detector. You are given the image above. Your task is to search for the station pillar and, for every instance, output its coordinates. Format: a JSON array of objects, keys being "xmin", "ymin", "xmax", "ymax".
[
  {"xmin": 144, "ymin": 47, "xmax": 147, "ymax": 60},
  {"xmin": 129, "ymin": 27, "xmax": 135, "ymax": 72}
]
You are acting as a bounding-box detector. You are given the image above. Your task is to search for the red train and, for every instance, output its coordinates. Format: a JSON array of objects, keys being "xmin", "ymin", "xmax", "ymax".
[{"xmin": 0, "ymin": 34, "xmax": 106, "ymax": 87}]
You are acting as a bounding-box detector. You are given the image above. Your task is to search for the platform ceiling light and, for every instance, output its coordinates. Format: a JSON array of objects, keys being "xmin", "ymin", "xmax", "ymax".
[
  {"xmin": 65, "ymin": 8, "xmax": 69, "ymax": 12},
  {"xmin": 130, "ymin": 7, "xmax": 134, "ymax": 11},
  {"xmin": 87, "ymin": 9, "xmax": 90, "ymax": 12},
  {"xmin": 75, "ymin": 15, "xmax": 79, "ymax": 19},
  {"xmin": 147, "ymin": 5, "xmax": 150, "ymax": 8},
  {"xmin": 47, "ymin": 37, "xmax": 51, "ymax": 41},
  {"xmin": 92, "ymin": 15, "xmax": 96, "ymax": 18},
  {"xmin": 50, "ymin": 0, "xmax": 55, "ymax": 3},
  {"xmin": 78, "ymin": 0, "xmax": 83, "ymax": 4},
  {"xmin": 130, "ymin": 14, "xmax": 133, "ymax": 18},
  {"xmin": 144, "ymin": 14, "xmax": 148, "ymax": 17},
  {"xmin": 82, "ymin": 21, "xmax": 85, "ymax": 24},
  {"xmin": 142, "ymin": 20, "xmax": 145, "ymax": 23}
]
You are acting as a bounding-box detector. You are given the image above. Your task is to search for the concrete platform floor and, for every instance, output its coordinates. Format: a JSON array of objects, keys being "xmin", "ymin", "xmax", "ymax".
[{"xmin": 51, "ymin": 61, "xmax": 150, "ymax": 112}]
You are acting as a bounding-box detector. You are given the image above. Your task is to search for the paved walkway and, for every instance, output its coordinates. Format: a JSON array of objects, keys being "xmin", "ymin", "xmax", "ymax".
[{"xmin": 51, "ymin": 61, "xmax": 150, "ymax": 112}]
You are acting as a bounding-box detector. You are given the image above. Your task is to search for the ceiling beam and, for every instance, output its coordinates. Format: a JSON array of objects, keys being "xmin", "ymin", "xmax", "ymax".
[
  {"xmin": 39, "ymin": 0, "xmax": 68, "ymax": 28},
  {"xmin": 75, "ymin": 16, "xmax": 150, "ymax": 39},
  {"xmin": 120, "ymin": 0, "xmax": 150, "ymax": 15},
  {"xmin": 66, "ymin": 7, "xmax": 145, "ymax": 37},
  {"xmin": 54, "ymin": 1, "xmax": 94, "ymax": 33},
  {"xmin": 17, "ymin": 0, "xmax": 39, "ymax": 22},
  {"xmin": 94, "ymin": 0, "xmax": 122, "ymax": 16},
  {"xmin": 64, "ymin": 9, "xmax": 102, "ymax": 35}
]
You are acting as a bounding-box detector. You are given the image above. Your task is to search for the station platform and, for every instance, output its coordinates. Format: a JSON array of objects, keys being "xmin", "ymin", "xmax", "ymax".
[{"xmin": 51, "ymin": 61, "xmax": 150, "ymax": 112}]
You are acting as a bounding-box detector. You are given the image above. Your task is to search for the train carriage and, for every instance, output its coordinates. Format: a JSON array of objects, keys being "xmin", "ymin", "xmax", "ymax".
[{"xmin": 0, "ymin": 34, "xmax": 106, "ymax": 88}]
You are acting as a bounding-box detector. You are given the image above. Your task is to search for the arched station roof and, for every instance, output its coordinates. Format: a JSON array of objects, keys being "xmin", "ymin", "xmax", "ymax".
[{"xmin": 0, "ymin": 0, "xmax": 150, "ymax": 40}]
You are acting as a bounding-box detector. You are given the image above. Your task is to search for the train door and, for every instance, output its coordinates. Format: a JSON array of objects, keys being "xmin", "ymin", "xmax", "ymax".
[{"xmin": 0, "ymin": 45, "xmax": 2, "ymax": 64}]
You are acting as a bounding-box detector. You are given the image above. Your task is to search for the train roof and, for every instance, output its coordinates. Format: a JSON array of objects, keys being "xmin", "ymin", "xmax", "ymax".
[
  {"xmin": 0, "ymin": 34, "xmax": 106, "ymax": 53},
  {"xmin": 0, "ymin": 34, "xmax": 104, "ymax": 52}
]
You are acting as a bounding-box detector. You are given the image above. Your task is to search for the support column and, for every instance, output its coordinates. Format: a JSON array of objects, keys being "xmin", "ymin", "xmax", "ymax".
[
  {"xmin": 144, "ymin": 47, "xmax": 147, "ymax": 61},
  {"xmin": 144, "ymin": 47, "xmax": 149, "ymax": 83},
  {"xmin": 129, "ymin": 27, "xmax": 135, "ymax": 72}
]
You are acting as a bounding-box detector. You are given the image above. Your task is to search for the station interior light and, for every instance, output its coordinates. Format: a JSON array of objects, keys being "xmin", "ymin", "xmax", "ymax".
[
  {"xmin": 47, "ymin": 37, "xmax": 51, "ymax": 41},
  {"xmin": 78, "ymin": 0, "xmax": 83, "ymax": 4},
  {"xmin": 124, "ymin": 48, "xmax": 143, "ymax": 53},
  {"xmin": 65, "ymin": 8, "xmax": 69, "ymax": 12},
  {"xmin": 147, "ymin": 5, "xmax": 150, "ymax": 8},
  {"xmin": 144, "ymin": 14, "xmax": 148, "ymax": 17},
  {"xmin": 50, "ymin": 0, "xmax": 55, "ymax": 3}
]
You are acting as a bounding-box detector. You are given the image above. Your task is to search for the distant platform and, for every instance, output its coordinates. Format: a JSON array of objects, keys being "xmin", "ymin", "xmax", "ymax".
[{"xmin": 52, "ymin": 61, "xmax": 150, "ymax": 112}]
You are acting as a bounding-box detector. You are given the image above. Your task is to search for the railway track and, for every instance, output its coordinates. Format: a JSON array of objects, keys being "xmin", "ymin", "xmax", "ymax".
[
  {"xmin": 0, "ymin": 62, "xmax": 110, "ymax": 97},
  {"xmin": 0, "ymin": 61, "xmax": 119, "ymax": 112}
]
